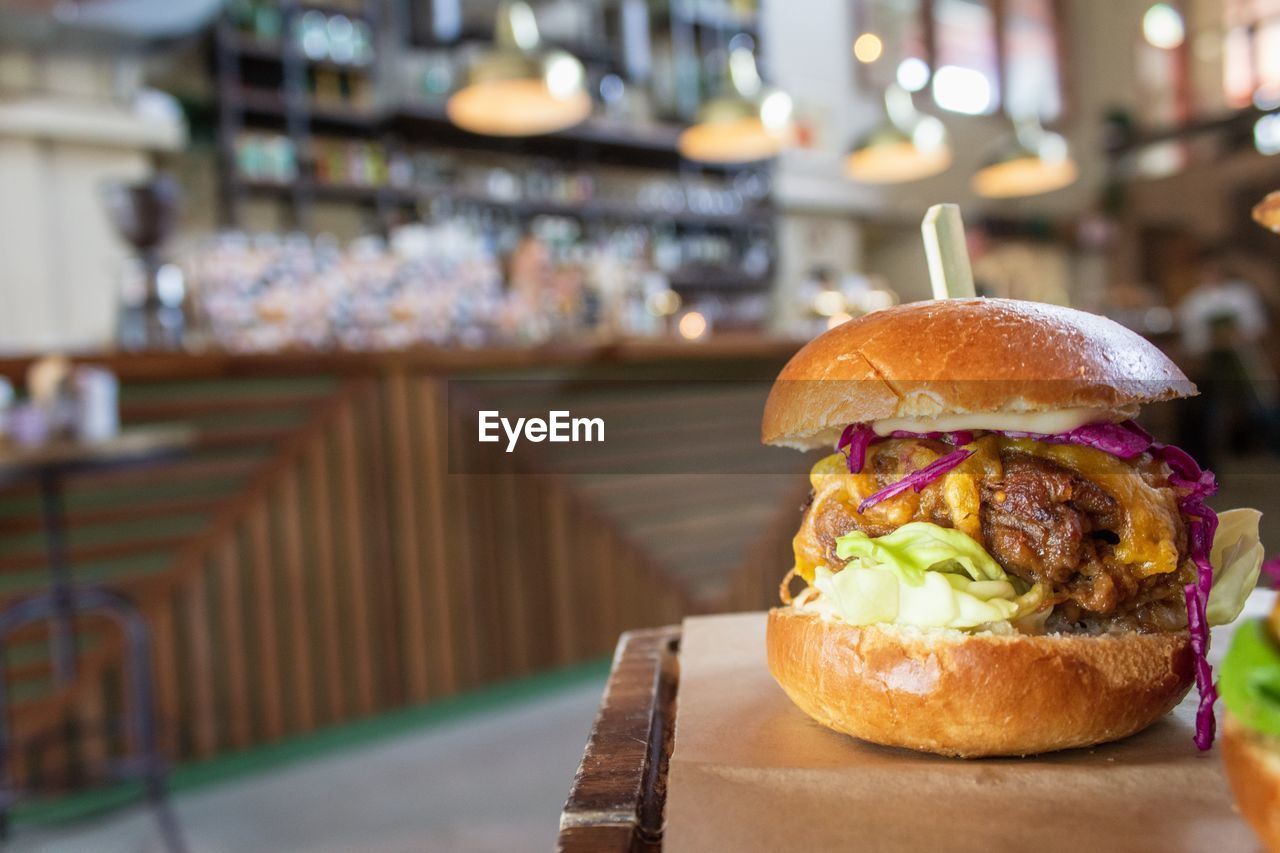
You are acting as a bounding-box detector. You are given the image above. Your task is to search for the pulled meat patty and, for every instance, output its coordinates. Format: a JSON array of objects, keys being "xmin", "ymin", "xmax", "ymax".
[
  {"xmin": 796, "ymin": 439, "xmax": 1191, "ymax": 633},
  {"xmin": 980, "ymin": 454, "xmax": 1131, "ymax": 613}
]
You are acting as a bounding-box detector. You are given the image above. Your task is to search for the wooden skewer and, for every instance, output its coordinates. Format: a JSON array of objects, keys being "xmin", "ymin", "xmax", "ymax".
[{"xmin": 922, "ymin": 203, "xmax": 976, "ymax": 299}]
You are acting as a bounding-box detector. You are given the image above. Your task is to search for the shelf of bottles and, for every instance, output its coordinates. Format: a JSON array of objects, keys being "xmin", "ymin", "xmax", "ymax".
[
  {"xmin": 212, "ymin": 0, "xmax": 777, "ymax": 348},
  {"xmin": 186, "ymin": 215, "xmax": 772, "ymax": 352},
  {"xmin": 222, "ymin": 0, "xmax": 376, "ymax": 113}
]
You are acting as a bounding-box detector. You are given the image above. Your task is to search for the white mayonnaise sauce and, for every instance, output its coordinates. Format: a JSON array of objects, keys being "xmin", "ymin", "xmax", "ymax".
[{"xmin": 871, "ymin": 406, "xmax": 1136, "ymax": 436}]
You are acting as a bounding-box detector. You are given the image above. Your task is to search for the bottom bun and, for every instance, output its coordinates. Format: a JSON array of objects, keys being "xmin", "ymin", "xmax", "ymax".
[
  {"xmin": 1222, "ymin": 713, "xmax": 1280, "ymax": 852},
  {"xmin": 766, "ymin": 607, "xmax": 1193, "ymax": 757}
]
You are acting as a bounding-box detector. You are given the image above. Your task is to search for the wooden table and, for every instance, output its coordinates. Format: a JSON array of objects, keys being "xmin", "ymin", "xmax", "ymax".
[
  {"xmin": 0, "ymin": 428, "xmax": 194, "ymax": 483},
  {"xmin": 558, "ymin": 626, "xmax": 680, "ymax": 852}
]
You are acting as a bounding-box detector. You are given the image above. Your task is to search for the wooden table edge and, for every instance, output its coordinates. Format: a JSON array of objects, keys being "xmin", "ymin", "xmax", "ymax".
[
  {"xmin": 558, "ymin": 625, "xmax": 681, "ymax": 852},
  {"xmin": 0, "ymin": 425, "xmax": 196, "ymax": 478}
]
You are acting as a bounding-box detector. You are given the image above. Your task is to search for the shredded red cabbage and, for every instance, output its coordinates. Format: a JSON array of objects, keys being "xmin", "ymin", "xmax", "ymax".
[
  {"xmin": 832, "ymin": 418, "xmax": 1221, "ymax": 749},
  {"xmin": 857, "ymin": 449, "xmax": 974, "ymax": 513},
  {"xmin": 838, "ymin": 424, "xmax": 972, "ymax": 475},
  {"xmin": 837, "ymin": 423, "xmax": 878, "ymax": 474},
  {"xmin": 1177, "ymin": 493, "xmax": 1219, "ymax": 750},
  {"xmin": 998, "ymin": 419, "xmax": 1154, "ymax": 459}
]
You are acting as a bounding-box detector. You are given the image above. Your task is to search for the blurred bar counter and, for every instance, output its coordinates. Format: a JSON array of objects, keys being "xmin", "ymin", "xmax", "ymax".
[
  {"xmin": 0, "ymin": 336, "xmax": 804, "ymax": 787},
  {"xmin": 0, "ymin": 334, "xmax": 803, "ymax": 381}
]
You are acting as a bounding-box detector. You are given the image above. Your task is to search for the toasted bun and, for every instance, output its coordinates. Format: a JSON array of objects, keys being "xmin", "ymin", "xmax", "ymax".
[
  {"xmin": 763, "ymin": 298, "xmax": 1193, "ymax": 449},
  {"xmin": 766, "ymin": 607, "xmax": 1194, "ymax": 757},
  {"xmin": 1223, "ymin": 713, "xmax": 1280, "ymax": 852}
]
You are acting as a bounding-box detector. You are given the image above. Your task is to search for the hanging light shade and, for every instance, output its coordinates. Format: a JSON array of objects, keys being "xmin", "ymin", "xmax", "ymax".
[
  {"xmin": 972, "ymin": 118, "xmax": 1078, "ymax": 198},
  {"xmin": 1254, "ymin": 190, "xmax": 1280, "ymax": 233},
  {"xmin": 844, "ymin": 84, "xmax": 951, "ymax": 183},
  {"xmin": 677, "ymin": 46, "xmax": 794, "ymax": 164},
  {"xmin": 446, "ymin": 0, "xmax": 591, "ymax": 137}
]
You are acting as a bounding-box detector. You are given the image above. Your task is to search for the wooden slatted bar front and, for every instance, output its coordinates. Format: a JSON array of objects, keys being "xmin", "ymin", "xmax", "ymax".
[{"xmin": 0, "ymin": 340, "xmax": 804, "ymax": 788}]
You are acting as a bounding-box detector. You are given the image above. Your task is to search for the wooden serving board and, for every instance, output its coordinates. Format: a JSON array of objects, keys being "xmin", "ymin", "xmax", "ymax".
[{"xmin": 559, "ymin": 602, "xmax": 1272, "ymax": 852}]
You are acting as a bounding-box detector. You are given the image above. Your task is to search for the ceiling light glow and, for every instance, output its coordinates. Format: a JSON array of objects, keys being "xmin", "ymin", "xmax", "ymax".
[
  {"xmin": 1143, "ymin": 4, "xmax": 1185, "ymax": 50},
  {"xmin": 896, "ymin": 57, "xmax": 930, "ymax": 92},
  {"xmin": 932, "ymin": 65, "xmax": 993, "ymax": 115},
  {"xmin": 853, "ymin": 33, "xmax": 883, "ymax": 64},
  {"xmin": 1255, "ymin": 113, "xmax": 1280, "ymax": 155}
]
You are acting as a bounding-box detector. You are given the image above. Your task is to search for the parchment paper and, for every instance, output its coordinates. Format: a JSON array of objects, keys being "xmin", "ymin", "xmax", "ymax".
[{"xmin": 666, "ymin": 605, "xmax": 1271, "ymax": 853}]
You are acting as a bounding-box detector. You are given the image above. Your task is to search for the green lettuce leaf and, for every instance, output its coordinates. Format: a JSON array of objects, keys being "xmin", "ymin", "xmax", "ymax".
[
  {"xmin": 834, "ymin": 522, "xmax": 1008, "ymax": 585},
  {"xmin": 818, "ymin": 523, "xmax": 1044, "ymax": 630},
  {"xmin": 1220, "ymin": 618, "xmax": 1280, "ymax": 737},
  {"xmin": 1206, "ymin": 508, "xmax": 1265, "ymax": 627}
]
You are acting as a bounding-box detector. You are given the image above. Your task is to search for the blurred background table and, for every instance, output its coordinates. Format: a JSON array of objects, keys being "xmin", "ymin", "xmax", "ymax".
[
  {"xmin": 0, "ymin": 425, "xmax": 194, "ymax": 849},
  {"xmin": 0, "ymin": 426, "xmax": 195, "ymax": 683}
]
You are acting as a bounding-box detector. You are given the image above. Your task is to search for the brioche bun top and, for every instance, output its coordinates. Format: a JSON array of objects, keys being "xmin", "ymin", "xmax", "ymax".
[{"xmin": 763, "ymin": 298, "xmax": 1193, "ymax": 449}]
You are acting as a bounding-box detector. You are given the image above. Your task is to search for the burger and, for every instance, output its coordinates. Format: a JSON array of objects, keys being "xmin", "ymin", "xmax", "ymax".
[
  {"xmin": 762, "ymin": 297, "xmax": 1264, "ymax": 757},
  {"xmin": 1220, "ymin": 189, "xmax": 1280, "ymax": 851},
  {"xmin": 1221, "ymin": 596, "xmax": 1280, "ymax": 851}
]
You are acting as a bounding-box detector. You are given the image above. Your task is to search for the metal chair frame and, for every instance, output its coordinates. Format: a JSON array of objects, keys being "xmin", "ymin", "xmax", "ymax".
[{"xmin": 0, "ymin": 587, "xmax": 186, "ymax": 852}]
